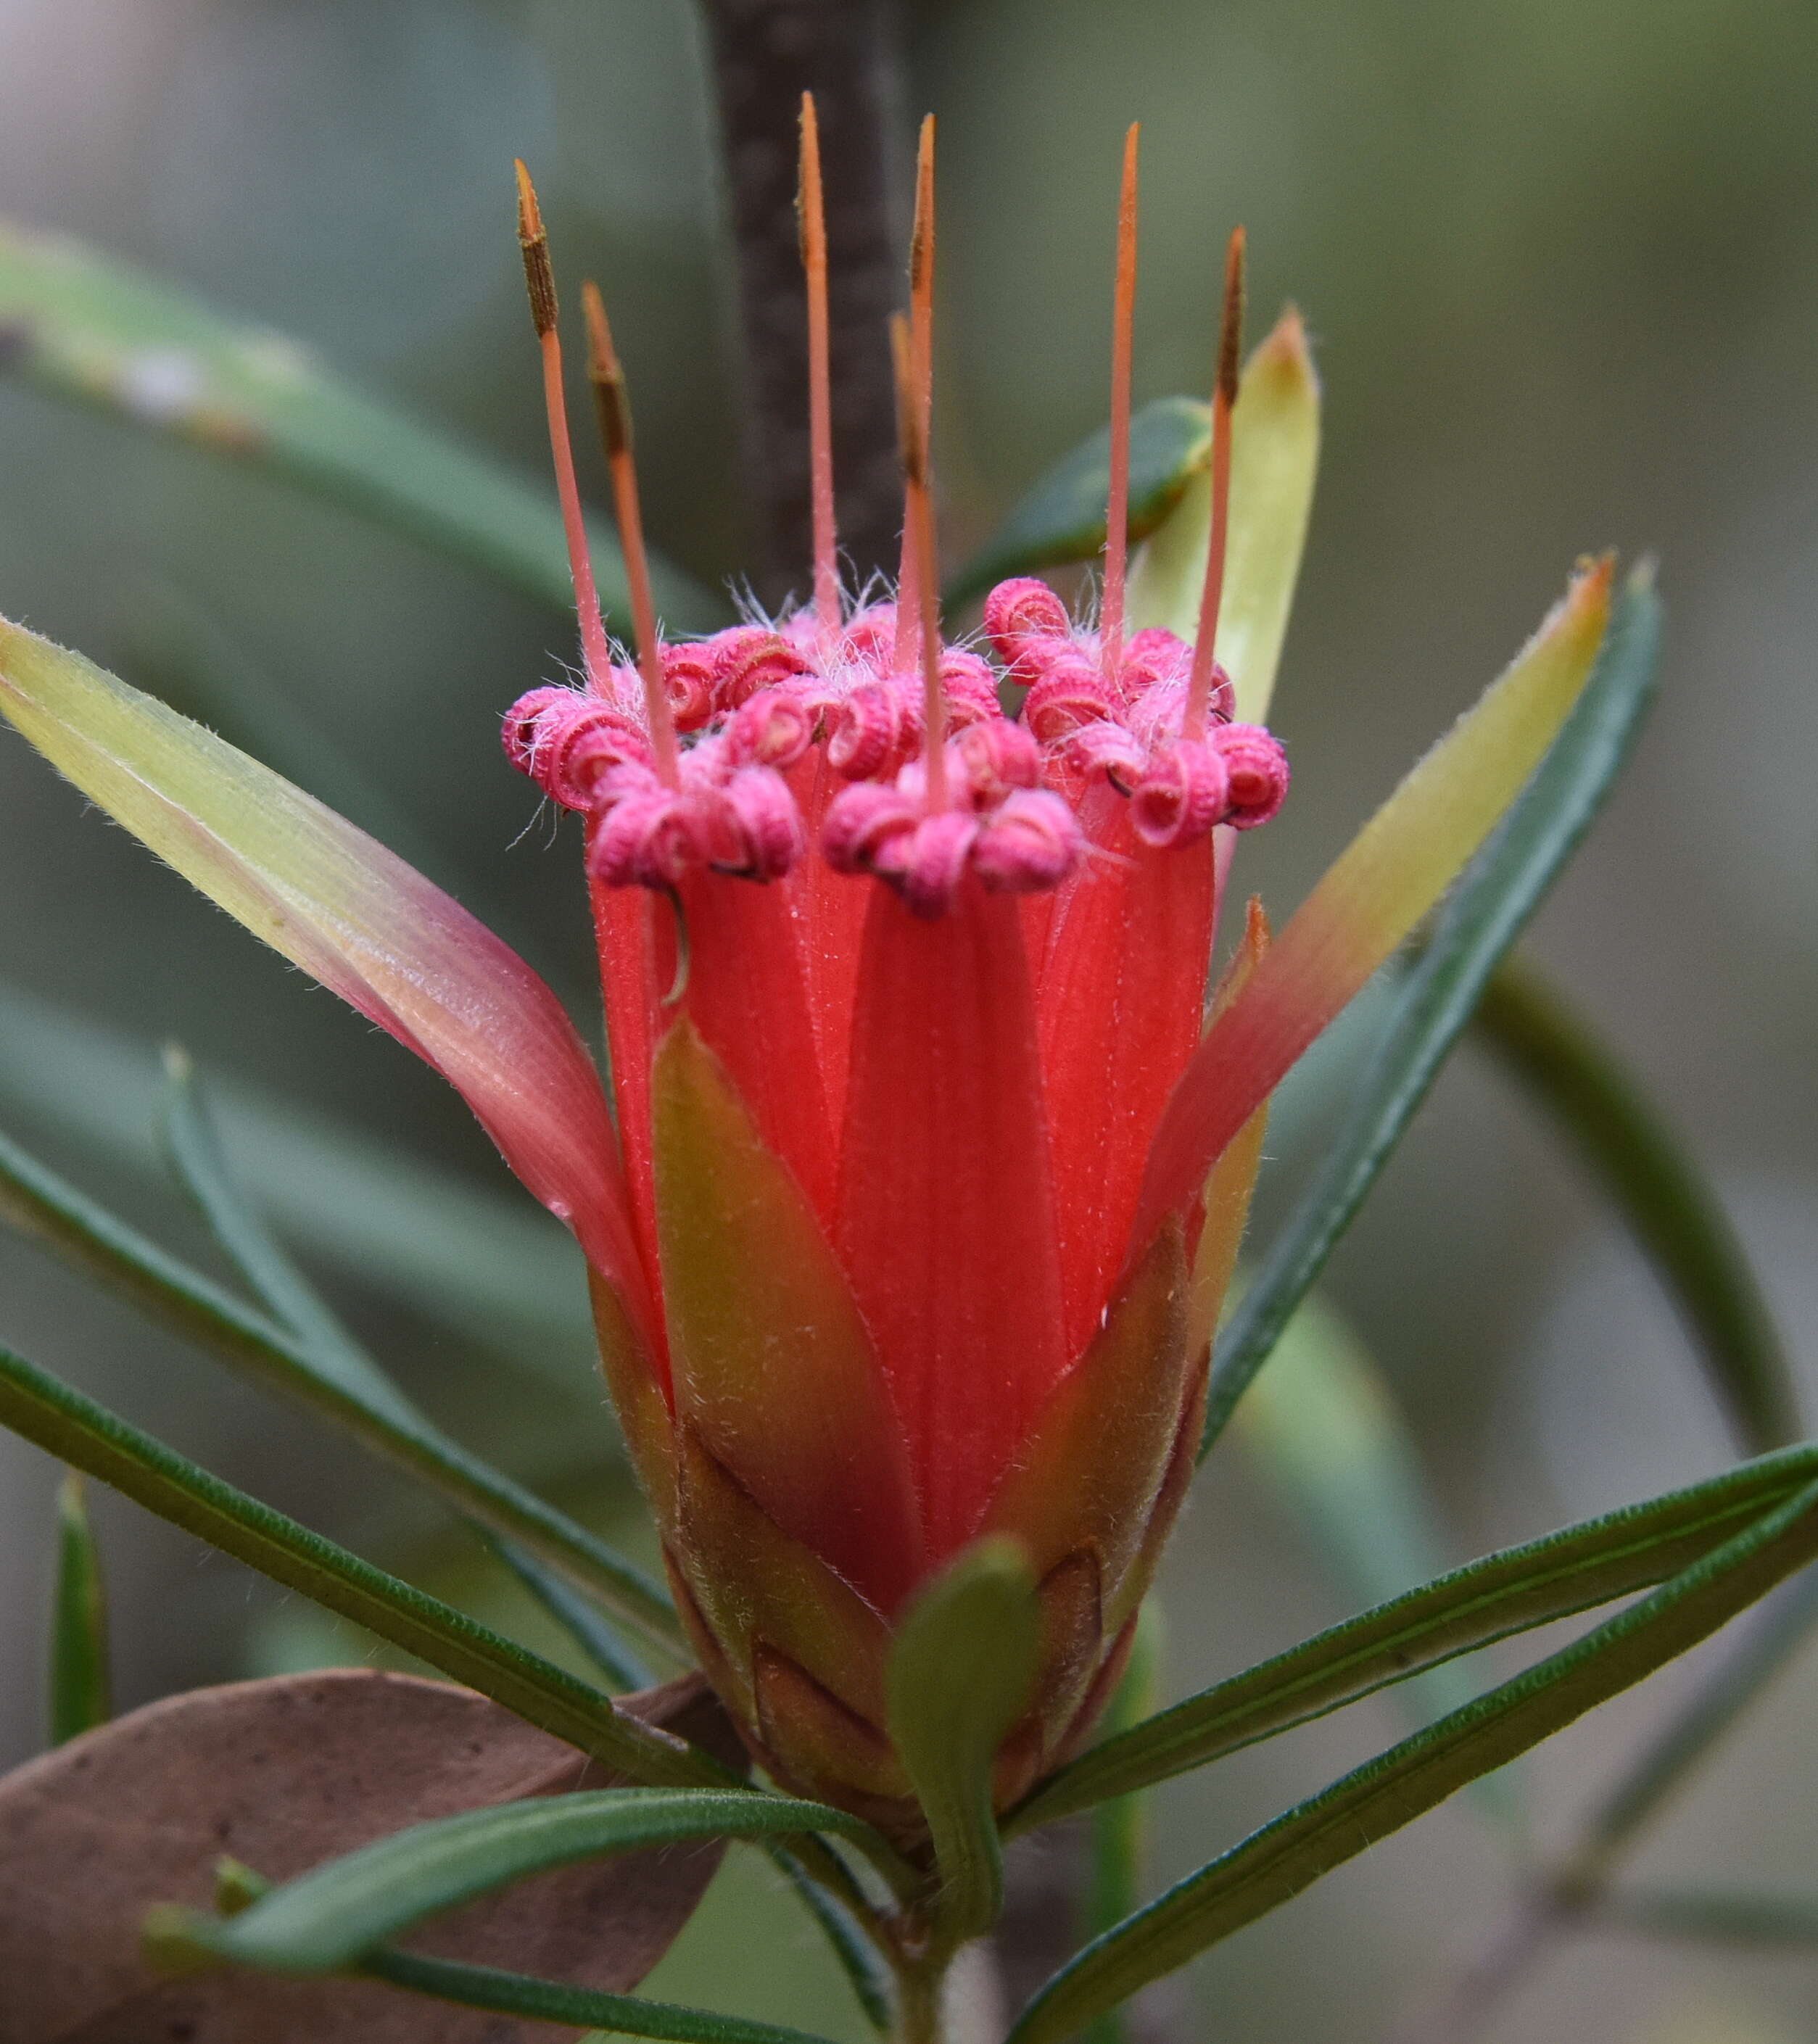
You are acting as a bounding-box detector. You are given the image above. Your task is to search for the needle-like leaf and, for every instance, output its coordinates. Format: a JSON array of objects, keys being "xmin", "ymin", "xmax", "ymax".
[
  {"xmin": 0, "ymin": 1118, "xmax": 681, "ymax": 1655},
  {"xmin": 46, "ymin": 1470, "xmax": 111, "ymax": 1746},
  {"xmin": 0, "ymin": 219, "xmax": 716, "ymax": 628},
  {"xmin": 0, "ymin": 1341, "xmax": 716, "ymax": 1790},
  {"xmin": 1006, "ymin": 1476, "xmax": 1818, "ymax": 2043},
  {"xmin": 1196, "ymin": 565, "xmax": 1656, "ymax": 1456},
  {"xmin": 152, "ymin": 1788, "xmax": 888, "ymax": 1977},
  {"xmin": 1007, "ymin": 1440, "xmax": 1818, "ymax": 1831}
]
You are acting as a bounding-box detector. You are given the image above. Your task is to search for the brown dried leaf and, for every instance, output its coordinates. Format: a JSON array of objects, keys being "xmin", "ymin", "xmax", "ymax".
[{"xmin": 0, "ymin": 1666, "xmax": 743, "ymax": 2043}]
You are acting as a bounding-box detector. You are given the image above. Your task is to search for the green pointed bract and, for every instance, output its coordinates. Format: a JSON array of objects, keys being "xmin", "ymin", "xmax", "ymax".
[
  {"xmin": 671, "ymin": 1424, "xmax": 895, "ymax": 1735},
  {"xmin": 982, "ymin": 1228, "xmax": 1190, "ymax": 1623},
  {"xmin": 1126, "ymin": 308, "xmax": 1321, "ymax": 724},
  {"xmin": 650, "ymin": 1019, "xmax": 922, "ymax": 1611},
  {"xmin": 886, "ymin": 1537, "xmax": 1044, "ymax": 1951}
]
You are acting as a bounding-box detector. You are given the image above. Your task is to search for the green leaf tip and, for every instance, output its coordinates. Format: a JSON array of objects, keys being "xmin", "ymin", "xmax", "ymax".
[
  {"xmin": 48, "ymin": 1466, "xmax": 111, "ymax": 1746},
  {"xmin": 886, "ymin": 1536, "xmax": 1044, "ymax": 1950},
  {"xmin": 945, "ymin": 396, "xmax": 1212, "ymax": 610}
]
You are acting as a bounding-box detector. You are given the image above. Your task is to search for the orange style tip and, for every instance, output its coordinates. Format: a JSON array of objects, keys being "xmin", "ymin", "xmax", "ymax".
[
  {"xmin": 1241, "ymin": 893, "xmax": 1273, "ymax": 953},
  {"xmin": 1217, "ymin": 227, "xmax": 1247, "ymax": 410},
  {"xmin": 513, "ymin": 160, "xmax": 558, "ymax": 336},
  {"xmin": 513, "ymin": 159, "xmax": 545, "ymax": 244},
  {"xmin": 909, "ymin": 116, "xmax": 935, "ymax": 294}
]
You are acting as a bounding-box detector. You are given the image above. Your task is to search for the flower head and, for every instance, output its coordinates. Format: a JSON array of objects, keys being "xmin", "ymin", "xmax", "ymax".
[{"xmin": 0, "ymin": 114, "xmax": 1612, "ymax": 1842}]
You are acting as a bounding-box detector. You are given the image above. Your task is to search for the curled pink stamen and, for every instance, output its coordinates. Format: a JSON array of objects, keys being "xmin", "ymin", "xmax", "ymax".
[
  {"xmin": 721, "ymin": 766, "xmax": 805, "ymax": 880},
  {"xmin": 827, "ymin": 679, "xmax": 918, "ymax": 780},
  {"xmin": 972, "ymin": 788, "xmax": 1086, "ymax": 893},
  {"xmin": 727, "ymin": 687, "xmax": 815, "ymax": 770},
  {"xmin": 822, "ymin": 779, "xmax": 921, "ymax": 873},
  {"xmin": 938, "ymin": 648, "xmax": 1003, "ymax": 727},
  {"xmin": 1023, "ymin": 649, "xmax": 1122, "ymax": 745},
  {"xmin": 501, "ymin": 686, "xmax": 582, "ymax": 779},
  {"xmin": 1129, "ymin": 738, "xmax": 1231, "ymax": 848},
  {"xmin": 880, "ymin": 809, "xmax": 981, "ymax": 919},
  {"xmin": 715, "ymin": 629, "xmax": 814, "ymax": 713},
  {"xmin": 545, "ymin": 704, "xmax": 656, "ymax": 811},
  {"xmin": 659, "ymin": 645, "xmax": 719, "ymax": 732},
  {"xmin": 951, "ymin": 717, "xmax": 1041, "ymax": 807},
  {"xmin": 984, "ymin": 576, "xmax": 1072, "ymax": 681},
  {"xmin": 1213, "ymin": 723, "xmax": 1291, "ymax": 828}
]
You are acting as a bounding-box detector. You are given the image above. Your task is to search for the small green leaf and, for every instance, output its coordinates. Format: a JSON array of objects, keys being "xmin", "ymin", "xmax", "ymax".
[
  {"xmin": 1006, "ymin": 1476, "xmax": 1818, "ymax": 2043},
  {"xmin": 0, "ymin": 1339, "xmax": 719, "ymax": 1791},
  {"xmin": 1201, "ymin": 566, "xmax": 1663, "ymax": 1462},
  {"xmin": 361, "ymin": 1947, "xmax": 843, "ymax": 2044},
  {"xmin": 0, "ymin": 219, "xmax": 717, "ymax": 629},
  {"xmin": 1471, "ymin": 958, "xmax": 1799, "ymax": 1457},
  {"xmin": 0, "ymin": 1117, "xmax": 682, "ymax": 1655},
  {"xmin": 944, "ymin": 397, "xmax": 1211, "ymax": 612},
  {"xmin": 1007, "ymin": 1439, "xmax": 1818, "ymax": 1832},
  {"xmin": 159, "ymin": 1788, "xmax": 886, "ymax": 1976},
  {"xmin": 886, "ymin": 1537, "xmax": 1044, "ymax": 1952},
  {"xmin": 46, "ymin": 1470, "xmax": 110, "ymax": 1745}
]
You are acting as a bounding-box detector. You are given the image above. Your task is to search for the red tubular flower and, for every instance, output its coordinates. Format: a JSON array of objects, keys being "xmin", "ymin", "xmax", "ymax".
[{"xmin": 0, "ymin": 128, "xmax": 1612, "ymax": 1841}]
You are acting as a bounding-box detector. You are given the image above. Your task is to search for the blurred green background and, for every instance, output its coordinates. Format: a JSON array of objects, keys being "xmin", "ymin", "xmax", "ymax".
[{"xmin": 1, "ymin": 1, "xmax": 1817, "ymax": 2038}]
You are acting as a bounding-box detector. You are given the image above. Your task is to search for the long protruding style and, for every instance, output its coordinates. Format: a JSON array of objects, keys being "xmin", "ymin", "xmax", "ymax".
[
  {"xmin": 1099, "ymin": 125, "xmax": 1141, "ymax": 686},
  {"xmin": 582, "ymin": 281, "xmax": 681, "ymax": 787},
  {"xmin": 893, "ymin": 117, "xmax": 936, "ymax": 678},
  {"xmin": 515, "ymin": 160, "xmax": 613, "ymax": 692},
  {"xmin": 798, "ymin": 94, "xmax": 840, "ymax": 637},
  {"xmin": 1183, "ymin": 225, "xmax": 1247, "ymax": 738},
  {"xmin": 891, "ymin": 313, "xmax": 946, "ymax": 812}
]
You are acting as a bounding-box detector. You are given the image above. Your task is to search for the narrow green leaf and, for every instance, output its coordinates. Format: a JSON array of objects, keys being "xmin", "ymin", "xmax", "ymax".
[
  {"xmin": 365, "ymin": 1948, "xmax": 843, "ymax": 2044},
  {"xmin": 1006, "ymin": 1477, "xmax": 1818, "ymax": 2044},
  {"xmin": 1079, "ymin": 1608, "xmax": 1161, "ymax": 2044},
  {"xmin": 1202, "ymin": 566, "xmax": 1664, "ymax": 1462},
  {"xmin": 767, "ymin": 1846, "xmax": 896, "ymax": 2036},
  {"xmin": 1555, "ymin": 1565, "xmax": 1818, "ymax": 1893},
  {"xmin": 0, "ymin": 977, "xmax": 593, "ymax": 1375},
  {"xmin": 157, "ymin": 1788, "xmax": 885, "ymax": 1975},
  {"xmin": 160, "ymin": 1045, "xmax": 416, "ymax": 1423},
  {"xmin": 489, "ymin": 1534, "xmax": 655, "ymax": 1695},
  {"xmin": 943, "ymin": 397, "xmax": 1211, "ymax": 612},
  {"xmin": 885, "ymin": 1537, "xmax": 1044, "ymax": 1952},
  {"xmin": 1471, "ymin": 959, "xmax": 1799, "ymax": 1457},
  {"xmin": 46, "ymin": 1470, "xmax": 111, "ymax": 1745},
  {"xmin": 0, "ymin": 220, "xmax": 716, "ymax": 629},
  {"xmin": 1600, "ymin": 1887, "xmax": 1818, "ymax": 1949},
  {"xmin": 0, "ymin": 1118, "xmax": 682, "ymax": 1656},
  {"xmin": 160, "ymin": 1048, "xmax": 653, "ymax": 1687},
  {"xmin": 1008, "ymin": 1440, "xmax": 1818, "ymax": 1832},
  {"xmin": 0, "ymin": 1340, "xmax": 719, "ymax": 1792}
]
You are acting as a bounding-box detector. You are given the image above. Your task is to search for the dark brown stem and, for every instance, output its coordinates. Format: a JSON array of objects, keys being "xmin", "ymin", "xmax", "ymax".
[{"xmin": 694, "ymin": 0, "xmax": 910, "ymax": 603}]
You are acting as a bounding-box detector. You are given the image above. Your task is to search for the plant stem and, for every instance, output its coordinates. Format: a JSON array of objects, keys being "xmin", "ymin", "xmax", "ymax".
[
  {"xmin": 895, "ymin": 1959, "xmax": 946, "ymax": 2044},
  {"xmin": 694, "ymin": 0, "xmax": 910, "ymax": 601}
]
